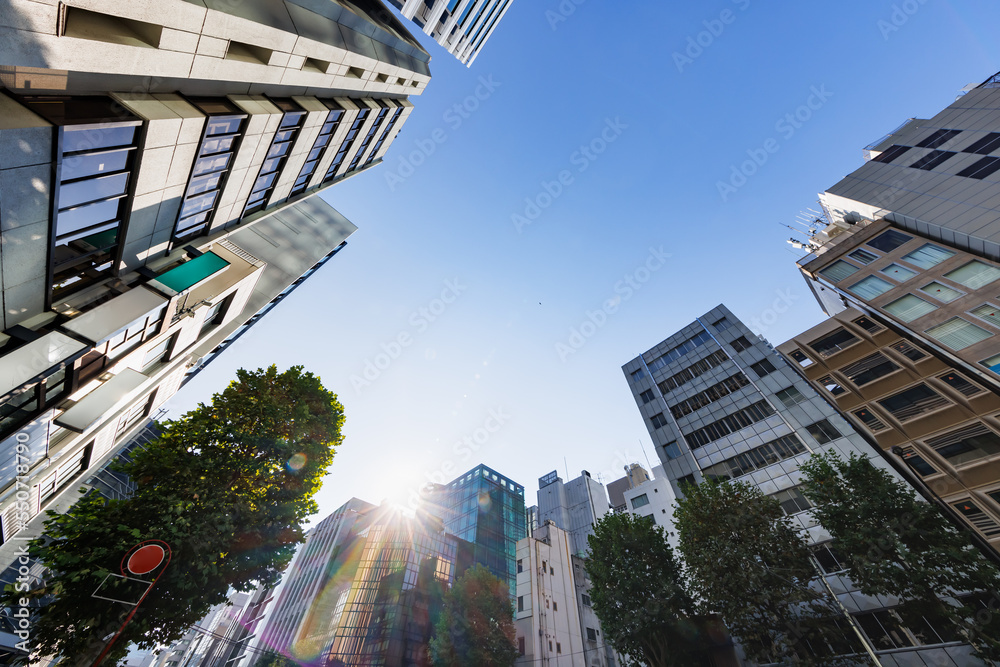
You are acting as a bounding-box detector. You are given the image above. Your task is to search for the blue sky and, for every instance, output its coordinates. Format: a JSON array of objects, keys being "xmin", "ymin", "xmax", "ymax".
[{"xmin": 167, "ymin": 0, "xmax": 1000, "ymax": 521}]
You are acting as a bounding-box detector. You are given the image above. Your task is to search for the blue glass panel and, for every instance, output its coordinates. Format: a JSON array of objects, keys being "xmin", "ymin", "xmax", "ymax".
[{"xmin": 61, "ymin": 149, "xmax": 130, "ymax": 181}]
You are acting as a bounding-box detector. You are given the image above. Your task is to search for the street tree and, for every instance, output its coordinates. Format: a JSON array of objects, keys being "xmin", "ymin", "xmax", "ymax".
[
  {"xmin": 429, "ymin": 564, "xmax": 517, "ymax": 667},
  {"xmin": 584, "ymin": 511, "xmax": 707, "ymax": 667},
  {"xmin": 3, "ymin": 366, "xmax": 344, "ymax": 666},
  {"xmin": 799, "ymin": 451, "xmax": 1000, "ymax": 661},
  {"xmin": 675, "ymin": 480, "xmax": 852, "ymax": 665}
]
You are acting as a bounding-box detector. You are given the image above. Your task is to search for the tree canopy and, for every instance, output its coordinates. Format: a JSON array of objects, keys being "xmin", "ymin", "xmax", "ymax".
[
  {"xmin": 429, "ymin": 564, "xmax": 517, "ymax": 667},
  {"xmin": 799, "ymin": 451, "xmax": 1000, "ymax": 662},
  {"xmin": 584, "ymin": 511, "xmax": 708, "ymax": 667},
  {"xmin": 4, "ymin": 366, "xmax": 344, "ymax": 666}
]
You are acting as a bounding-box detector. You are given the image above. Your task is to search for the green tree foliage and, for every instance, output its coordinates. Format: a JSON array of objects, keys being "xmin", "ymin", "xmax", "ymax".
[
  {"xmin": 255, "ymin": 651, "xmax": 300, "ymax": 667},
  {"xmin": 3, "ymin": 366, "xmax": 343, "ymax": 666},
  {"xmin": 675, "ymin": 480, "xmax": 851, "ymax": 666},
  {"xmin": 799, "ymin": 451, "xmax": 1000, "ymax": 661},
  {"xmin": 430, "ymin": 564, "xmax": 517, "ymax": 667},
  {"xmin": 584, "ymin": 511, "xmax": 707, "ymax": 667}
]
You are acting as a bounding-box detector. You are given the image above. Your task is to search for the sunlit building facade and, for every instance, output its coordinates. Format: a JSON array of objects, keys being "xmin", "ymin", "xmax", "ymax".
[
  {"xmin": 423, "ymin": 464, "xmax": 526, "ymax": 595},
  {"xmin": 384, "ymin": 0, "xmax": 514, "ymax": 66}
]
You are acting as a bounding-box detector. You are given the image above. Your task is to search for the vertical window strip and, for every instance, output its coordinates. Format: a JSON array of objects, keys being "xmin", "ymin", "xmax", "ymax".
[
  {"xmin": 324, "ymin": 103, "xmax": 371, "ymax": 182},
  {"xmin": 349, "ymin": 102, "xmax": 389, "ymax": 171},
  {"xmin": 365, "ymin": 104, "xmax": 403, "ymax": 166},
  {"xmin": 243, "ymin": 103, "xmax": 307, "ymax": 217},
  {"xmin": 290, "ymin": 106, "xmax": 344, "ymax": 197}
]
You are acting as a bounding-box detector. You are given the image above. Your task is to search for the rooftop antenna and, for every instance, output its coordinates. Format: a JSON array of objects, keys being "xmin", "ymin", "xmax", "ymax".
[
  {"xmin": 564, "ymin": 457, "xmax": 569, "ymax": 480},
  {"xmin": 640, "ymin": 439, "xmax": 653, "ymax": 473}
]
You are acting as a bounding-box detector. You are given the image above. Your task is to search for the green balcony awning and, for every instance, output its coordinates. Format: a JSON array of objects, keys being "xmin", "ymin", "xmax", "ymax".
[{"xmin": 148, "ymin": 251, "xmax": 230, "ymax": 297}]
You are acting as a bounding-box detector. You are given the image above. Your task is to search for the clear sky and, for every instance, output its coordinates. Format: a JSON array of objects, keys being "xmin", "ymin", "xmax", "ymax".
[{"xmin": 166, "ymin": 0, "xmax": 1000, "ymax": 523}]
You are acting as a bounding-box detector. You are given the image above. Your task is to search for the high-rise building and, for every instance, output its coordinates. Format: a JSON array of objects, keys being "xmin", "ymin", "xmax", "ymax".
[
  {"xmin": 623, "ymin": 305, "xmax": 983, "ymax": 664},
  {"xmin": 0, "ymin": 0, "xmax": 429, "ymax": 578},
  {"xmin": 423, "ymin": 464, "xmax": 526, "ymax": 594},
  {"xmin": 604, "ymin": 463, "xmax": 650, "ymax": 512},
  {"xmin": 817, "ymin": 72, "xmax": 1000, "ymax": 265},
  {"xmin": 383, "ymin": 0, "xmax": 514, "ymax": 66},
  {"xmin": 536, "ymin": 469, "xmax": 610, "ymax": 558}
]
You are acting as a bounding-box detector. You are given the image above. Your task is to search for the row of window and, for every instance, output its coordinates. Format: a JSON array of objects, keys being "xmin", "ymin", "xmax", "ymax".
[
  {"xmin": 667, "ymin": 372, "xmax": 751, "ymax": 420},
  {"xmin": 646, "ymin": 331, "xmax": 714, "ymax": 373},
  {"xmin": 681, "ymin": 400, "xmax": 776, "ymax": 449},
  {"xmin": 701, "ymin": 434, "xmax": 809, "ymax": 482},
  {"xmin": 656, "ymin": 349, "xmax": 731, "ymax": 394},
  {"xmin": 873, "ymin": 127, "xmax": 1000, "ymax": 180}
]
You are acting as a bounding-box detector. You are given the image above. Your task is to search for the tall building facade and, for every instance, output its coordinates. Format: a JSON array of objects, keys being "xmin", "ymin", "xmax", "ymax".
[
  {"xmin": 623, "ymin": 305, "xmax": 984, "ymax": 665},
  {"xmin": 604, "ymin": 463, "xmax": 650, "ymax": 512},
  {"xmin": 384, "ymin": 0, "xmax": 514, "ymax": 66},
  {"xmin": 0, "ymin": 0, "xmax": 429, "ymax": 580},
  {"xmin": 536, "ymin": 470, "xmax": 610, "ymax": 558},
  {"xmin": 423, "ymin": 464, "xmax": 526, "ymax": 595}
]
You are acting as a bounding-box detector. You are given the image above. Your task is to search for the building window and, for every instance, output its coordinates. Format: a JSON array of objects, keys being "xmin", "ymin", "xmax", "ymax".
[
  {"xmin": 682, "ymin": 401, "xmax": 775, "ymax": 449},
  {"xmin": 925, "ymin": 318, "xmax": 992, "ymax": 350},
  {"xmin": 200, "ymin": 296, "xmax": 230, "ymax": 333},
  {"xmin": 668, "ymin": 373, "xmax": 750, "ymax": 419},
  {"xmin": 938, "ymin": 371, "xmax": 983, "ymax": 397},
  {"xmin": 908, "ymin": 150, "xmax": 955, "ymax": 171},
  {"xmin": 808, "ymin": 329, "xmax": 859, "ymax": 358},
  {"xmin": 848, "ymin": 275, "xmax": 894, "ymax": 300},
  {"xmin": 650, "ymin": 413, "xmax": 668, "ymax": 429},
  {"xmin": 872, "ymin": 144, "xmax": 910, "ymax": 163},
  {"xmin": 713, "ymin": 317, "xmax": 732, "ymax": 330},
  {"xmin": 587, "ymin": 628, "xmax": 598, "ymax": 641},
  {"xmin": 243, "ymin": 99, "xmax": 307, "ymax": 216},
  {"xmin": 731, "ymin": 336, "xmax": 753, "ymax": 353},
  {"xmin": 805, "ymin": 419, "xmax": 841, "ymax": 444},
  {"xmin": 819, "ymin": 260, "xmax": 859, "ymax": 283},
  {"xmin": 899, "ymin": 448, "xmax": 937, "ymax": 476},
  {"xmin": 867, "ymin": 229, "xmax": 912, "ymax": 253},
  {"xmin": 919, "ymin": 281, "xmax": 962, "ymax": 303},
  {"xmin": 750, "ymin": 358, "xmax": 778, "ymax": 377},
  {"xmin": 349, "ymin": 101, "xmax": 389, "ymax": 171},
  {"xmin": 890, "ymin": 340, "xmax": 926, "ymax": 361},
  {"xmin": 324, "ymin": 101, "xmax": 371, "ymax": 181},
  {"xmin": 957, "ymin": 156, "xmax": 1000, "ymax": 179},
  {"xmin": 969, "ymin": 303, "xmax": 1000, "ymax": 329},
  {"xmin": 647, "ymin": 331, "xmax": 713, "ymax": 371},
  {"xmin": 901, "ymin": 243, "xmax": 954, "ymax": 269},
  {"xmin": 772, "ymin": 487, "xmax": 812, "ymax": 516},
  {"xmin": 77, "ymin": 305, "xmax": 166, "ymax": 382},
  {"xmin": 117, "ymin": 391, "xmax": 156, "ymax": 438},
  {"xmin": 556, "ymin": 643, "xmax": 561, "ymax": 654},
  {"xmin": 701, "ymin": 434, "xmax": 807, "ymax": 482},
  {"xmin": 848, "ymin": 249, "xmax": 879, "ymax": 265},
  {"xmin": 884, "ymin": 294, "xmax": 937, "ymax": 321},
  {"xmin": 365, "ymin": 102, "xmax": 403, "ymax": 166},
  {"xmin": 516, "ymin": 559, "xmax": 523, "ymax": 573},
  {"xmin": 788, "ymin": 349, "xmax": 813, "ymax": 368},
  {"xmin": 28, "ymin": 96, "xmax": 144, "ymax": 300},
  {"xmin": 517, "ymin": 596, "xmax": 524, "ymax": 612},
  {"xmin": 819, "ymin": 375, "xmax": 846, "ymax": 396},
  {"xmin": 518, "ymin": 637, "xmax": 525, "ymax": 656},
  {"xmin": 639, "ymin": 389, "xmax": 655, "ymax": 404},
  {"xmin": 289, "ymin": 100, "xmax": 345, "ymax": 197},
  {"xmin": 581, "ymin": 593, "xmax": 591, "ymax": 606},
  {"xmin": 140, "ymin": 335, "xmax": 175, "ymax": 372},
  {"xmin": 853, "ymin": 407, "xmax": 889, "ymax": 433},
  {"xmin": 841, "ymin": 352, "xmax": 900, "ymax": 387},
  {"xmin": 631, "ymin": 368, "xmax": 646, "ymax": 381},
  {"xmin": 663, "ymin": 441, "xmax": 681, "ymax": 460},
  {"xmin": 925, "ymin": 423, "xmax": 1000, "ymax": 466},
  {"xmin": 812, "ymin": 543, "xmax": 847, "ymax": 574},
  {"xmin": 175, "ymin": 98, "xmax": 248, "ymax": 242},
  {"xmin": 631, "ymin": 494, "xmax": 650, "ymax": 509},
  {"xmin": 964, "ymin": 132, "xmax": 1000, "ymax": 155},
  {"xmin": 880, "ymin": 263, "xmax": 917, "ymax": 282},
  {"xmin": 916, "ymin": 128, "xmax": 961, "ymax": 148},
  {"xmin": 945, "ymin": 260, "xmax": 1000, "ymax": 290},
  {"xmin": 953, "ymin": 500, "xmax": 1000, "ymax": 538},
  {"xmin": 853, "ymin": 316, "xmax": 882, "ymax": 333},
  {"xmin": 775, "ymin": 386, "xmax": 806, "ymax": 408},
  {"xmin": 658, "ymin": 350, "xmax": 731, "ymax": 393},
  {"xmin": 553, "ymin": 601, "xmax": 557, "ymax": 611},
  {"xmin": 878, "ymin": 384, "xmax": 949, "ymax": 421}
]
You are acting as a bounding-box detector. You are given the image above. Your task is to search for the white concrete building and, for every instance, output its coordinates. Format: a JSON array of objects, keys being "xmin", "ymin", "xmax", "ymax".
[
  {"xmin": 536, "ymin": 470, "xmax": 610, "ymax": 558},
  {"xmin": 620, "ymin": 466, "xmax": 680, "ymax": 551},
  {"xmin": 384, "ymin": 0, "xmax": 514, "ymax": 66}
]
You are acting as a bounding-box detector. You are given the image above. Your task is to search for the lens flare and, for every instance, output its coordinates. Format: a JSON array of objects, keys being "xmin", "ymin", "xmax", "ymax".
[{"xmin": 288, "ymin": 453, "xmax": 307, "ymax": 471}]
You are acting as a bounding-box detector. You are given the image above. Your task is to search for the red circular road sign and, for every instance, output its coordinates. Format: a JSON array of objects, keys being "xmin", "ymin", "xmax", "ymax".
[{"xmin": 127, "ymin": 545, "xmax": 166, "ymax": 575}]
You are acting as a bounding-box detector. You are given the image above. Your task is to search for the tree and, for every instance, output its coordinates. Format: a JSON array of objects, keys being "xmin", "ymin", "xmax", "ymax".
[
  {"xmin": 3, "ymin": 366, "xmax": 344, "ymax": 666},
  {"xmin": 584, "ymin": 512, "xmax": 706, "ymax": 667},
  {"xmin": 799, "ymin": 451, "xmax": 1000, "ymax": 662},
  {"xmin": 675, "ymin": 480, "xmax": 853, "ymax": 666},
  {"xmin": 255, "ymin": 651, "xmax": 300, "ymax": 667},
  {"xmin": 429, "ymin": 564, "xmax": 517, "ymax": 667}
]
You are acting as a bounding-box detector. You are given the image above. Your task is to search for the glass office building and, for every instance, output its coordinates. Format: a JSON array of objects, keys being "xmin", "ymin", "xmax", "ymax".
[{"xmin": 425, "ymin": 464, "xmax": 526, "ymax": 594}]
